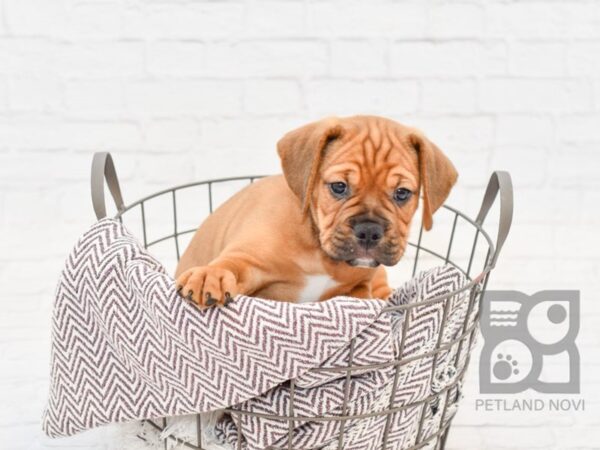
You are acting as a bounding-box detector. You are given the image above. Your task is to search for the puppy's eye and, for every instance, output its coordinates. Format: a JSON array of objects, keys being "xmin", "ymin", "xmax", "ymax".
[
  {"xmin": 393, "ymin": 187, "xmax": 412, "ymax": 204},
  {"xmin": 329, "ymin": 182, "xmax": 349, "ymax": 198}
]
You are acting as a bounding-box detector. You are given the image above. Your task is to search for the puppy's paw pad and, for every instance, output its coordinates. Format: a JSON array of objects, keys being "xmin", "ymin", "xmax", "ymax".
[{"xmin": 175, "ymin": 266, "xmax": 238, "ymax": 308}]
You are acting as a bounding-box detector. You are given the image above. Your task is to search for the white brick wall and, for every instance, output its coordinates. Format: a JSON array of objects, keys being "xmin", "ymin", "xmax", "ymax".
[{"xmin": 0, "ymin": 0, "xmax": 599, "ymax": 449}]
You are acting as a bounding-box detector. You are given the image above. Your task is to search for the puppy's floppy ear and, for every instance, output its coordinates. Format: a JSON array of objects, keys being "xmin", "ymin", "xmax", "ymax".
[
  {"xmin": 409, "ymin": 131, "xmax": 458, "ymax": 231},
  {"xmin": 277, "ymin": 118, "xmax": 343, "ymax": 214}
]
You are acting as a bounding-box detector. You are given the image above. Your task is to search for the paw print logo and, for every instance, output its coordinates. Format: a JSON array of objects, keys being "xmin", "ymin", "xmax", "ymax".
[
  {"xmin": 485, "ymin": 339, "xmax": 531, "ymax": 386},
  {"xmin": 480, "ymin": 291, "xmax": 579, "ymax": 394},
  {"xmin": 493, "ymin": 354, "xmax": 519, "ymax": 380}
]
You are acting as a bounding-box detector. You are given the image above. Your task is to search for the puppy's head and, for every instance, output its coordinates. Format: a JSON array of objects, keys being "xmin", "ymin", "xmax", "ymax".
[{"xmin": 277, "ymin": 116, "xmax": 457, "ymax": 268}]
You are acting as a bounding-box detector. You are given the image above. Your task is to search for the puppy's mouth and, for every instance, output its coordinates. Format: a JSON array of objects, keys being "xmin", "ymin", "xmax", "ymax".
[
  {"xmin": 346, "ymin": 257, "xmax": 380, "ymax": 268},
  {"xmin": 324, "ymin": 244, "xmax": 383, "ymax": 267},
  {"xmin": 324, "ymin": 236, "xmax": 403, "ymax": 268}
]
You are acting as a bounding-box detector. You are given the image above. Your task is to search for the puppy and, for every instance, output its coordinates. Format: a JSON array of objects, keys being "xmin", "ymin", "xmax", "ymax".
[{"xmin": 175, "ymin": 116, "xmax": 457, "ymax": 307}]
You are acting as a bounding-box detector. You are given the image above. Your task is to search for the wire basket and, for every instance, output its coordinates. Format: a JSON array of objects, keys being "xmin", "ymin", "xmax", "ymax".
[{"xmin": 92, "ymin": 153, "xmax": 513, "ymax": 450}]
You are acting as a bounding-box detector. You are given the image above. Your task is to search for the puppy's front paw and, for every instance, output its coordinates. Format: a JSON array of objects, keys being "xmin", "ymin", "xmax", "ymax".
[{"xmin": 176, "ymin": 266, "xmax": 238, "ymax": 308}]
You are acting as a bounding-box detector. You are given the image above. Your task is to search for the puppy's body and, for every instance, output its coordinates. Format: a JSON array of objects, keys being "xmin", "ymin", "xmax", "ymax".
[
  {"xmin": 176, "ymin": 116, "xmax": 457, "ymax": 307},
  {"xmin": 176, "ymin": 175, "xmax": 389, "ymax": 301}
]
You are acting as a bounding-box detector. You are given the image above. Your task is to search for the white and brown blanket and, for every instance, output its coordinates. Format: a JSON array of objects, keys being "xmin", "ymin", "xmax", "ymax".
[{"xmin": 42, "ymin": 218, "xmax": 476, "ymax": 449}]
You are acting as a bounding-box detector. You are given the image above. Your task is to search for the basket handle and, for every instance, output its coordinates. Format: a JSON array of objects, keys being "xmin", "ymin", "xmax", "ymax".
[
  {"xmin": 475, "ymin": 171, "xmax": 513, "ymax": 269},
  {"xmin": 91, "ymin": 152, "xmax": 125, "ymax": 220}
]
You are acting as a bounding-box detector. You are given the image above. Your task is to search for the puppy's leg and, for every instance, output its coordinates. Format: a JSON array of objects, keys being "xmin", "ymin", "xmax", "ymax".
[
  {"xmin": 348, "ymin": 282, "xmax": 371, "ymax": 299},
  {"xmin": 347, "ymin": 267, "xmax": 391, "ymax": 300},
  {"xmin": 176, "ymin": 254, "xmax": 261, "ymax": 308},
  {"xmin": 176, "ymin": 266, "xmax": 238, "ymax": 307},
  {"xmin": 371, "ymin": 266, "xmax": 392, "ymax": 300}
]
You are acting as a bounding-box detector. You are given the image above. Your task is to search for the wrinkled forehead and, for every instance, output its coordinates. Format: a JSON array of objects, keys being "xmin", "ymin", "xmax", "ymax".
[{"xmin": 321, "ymin": 123, "xmax": 420, "ymax": 190}]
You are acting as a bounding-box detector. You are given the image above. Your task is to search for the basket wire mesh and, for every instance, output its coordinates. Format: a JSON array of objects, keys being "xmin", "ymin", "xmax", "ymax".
[{"xmin": 106, "ymin": 167, "xmax": 511, "ymax": 450}]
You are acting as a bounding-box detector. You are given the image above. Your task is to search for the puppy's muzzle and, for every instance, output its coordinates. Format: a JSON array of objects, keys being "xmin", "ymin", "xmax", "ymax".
[{"xmin": 352, "ymin": 221, "xmax": 384, "ymax": 250}]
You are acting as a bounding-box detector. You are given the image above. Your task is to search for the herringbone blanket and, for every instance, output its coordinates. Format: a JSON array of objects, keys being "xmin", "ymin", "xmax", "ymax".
[
  {"xmin": 42, "ymin": 218, "xmax": 474, "ymax": 449},
  {"xmin": 42, "ymin": 219, "xmax": 388, "ymax": 438}
]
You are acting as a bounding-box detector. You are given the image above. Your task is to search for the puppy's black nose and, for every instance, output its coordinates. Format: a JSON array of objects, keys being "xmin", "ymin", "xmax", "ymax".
[{"xmin": 352, "ymin": 221, "xmax": 384, "ymax": 249}]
